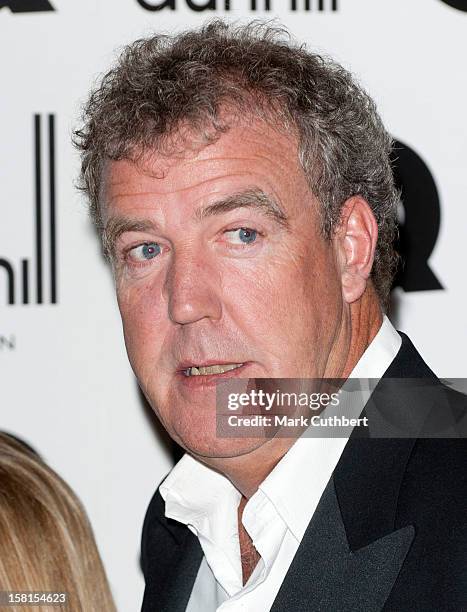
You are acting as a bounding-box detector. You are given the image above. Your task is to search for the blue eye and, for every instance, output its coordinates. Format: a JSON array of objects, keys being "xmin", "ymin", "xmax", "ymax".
[
  {"xmin": 227, "ymin": 228, "xmax": 258, "ymax": 245},
  {"xmin": 130, "ymin": 242, "xmax": 161, "ymax": 261},
  {"xmin": 239, "ymin": 228, "xmax": 257, "ymax": 243}
]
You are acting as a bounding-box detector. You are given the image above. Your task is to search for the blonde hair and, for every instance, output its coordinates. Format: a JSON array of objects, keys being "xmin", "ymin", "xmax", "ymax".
[{"xmin": 0, "ymin": 433, "xmax": 116, "ymax": 612}]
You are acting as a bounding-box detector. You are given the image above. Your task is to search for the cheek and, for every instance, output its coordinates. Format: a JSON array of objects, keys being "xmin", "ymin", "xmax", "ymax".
[
  {"xmin": 117, "ymin": 274, "xmax": 166, "ymax": 323},
  {"xmin": 220, "ymin": 253, "xmax": 310, "ymax": 349},
  {"xmin": 116, "ymin": 281, "xmax": 167, "ymax": 364},
  {"xmin": 245, "ymin": 245, "xmax": 334, "ymax": 313},
  {"xmin": 238, "ymin": 243, "xmax": 341, "ymax": 337}
]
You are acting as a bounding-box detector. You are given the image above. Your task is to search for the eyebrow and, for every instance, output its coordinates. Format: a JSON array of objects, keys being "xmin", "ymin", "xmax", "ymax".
[
  {"xmin": 102, "ymin": 218, "xmax": 156, "ymax": 258},
  {"xmin": 103, "ymin": 188, "xmax": 289, "ymax": 257},
  {"xmin": 193, "ymin": 189, "xmax": 289, "ymax": 226}
]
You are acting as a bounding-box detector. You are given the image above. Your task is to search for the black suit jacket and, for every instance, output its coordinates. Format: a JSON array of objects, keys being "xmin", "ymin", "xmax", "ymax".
[{"xmin": 140, "ymin": 332, "xmax": 467, "ymax": 611}]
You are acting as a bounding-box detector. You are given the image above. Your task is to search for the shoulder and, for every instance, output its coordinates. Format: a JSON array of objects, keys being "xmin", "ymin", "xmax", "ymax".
[
  {"xmin": 141, "ymin": 487, "xmax": 161, "ymax": 576},
  {"xmin": 399, "ymin": 436, "xmax": 466, "ymax": 519},
  {"xmin": 142, "ymin": 484, "xmax": 166, "ymax": 533},
  {"xmin": 397, "ymin": 379, "xmax": 467, "ymax": 519},
  {"xmin": 140, "ymin": 480, "xmax": 172, "ymax": 578},
  {"xmin": 388, "ymin": 407, "xmax": 467, "ymax": 607}
]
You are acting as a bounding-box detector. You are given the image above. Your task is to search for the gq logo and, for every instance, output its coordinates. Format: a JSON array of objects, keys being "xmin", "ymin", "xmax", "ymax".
[
  {"xmin": 391, "ymin": 141, "xmax": 443, "ymax": 292},
  {"xmin": 0, "ymin": 0, "xmax": 54, "ymax": 11},
  {"xmin": 439, "ymin": 0, "xmax": 467, "ymax": 10}
]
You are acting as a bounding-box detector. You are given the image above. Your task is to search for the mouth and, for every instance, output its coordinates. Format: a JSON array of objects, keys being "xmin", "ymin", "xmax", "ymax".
[
  {"xmin": 182, "ymin": 363, "xmax": 244, "ymax": 377},
  {"xmin": 175, "ymin": 360, "xmax": 250, "ymax": 389}
]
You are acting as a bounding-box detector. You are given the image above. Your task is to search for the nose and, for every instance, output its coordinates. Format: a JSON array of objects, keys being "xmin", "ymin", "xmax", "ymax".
[{"xmin": 164, "ymin": 246, "xmax": 222, "ymax": 325}]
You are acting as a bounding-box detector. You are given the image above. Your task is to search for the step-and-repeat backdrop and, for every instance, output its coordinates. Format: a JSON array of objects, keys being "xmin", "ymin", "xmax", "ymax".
[{"xmin": 1, "ymin": 1, "xmax": 466, "ymax": 609}]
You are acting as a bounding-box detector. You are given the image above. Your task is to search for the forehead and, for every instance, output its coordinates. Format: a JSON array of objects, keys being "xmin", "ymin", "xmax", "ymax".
[{"xmin": 101, "ymin": 118, "xmax": 311, "ymax": 219}]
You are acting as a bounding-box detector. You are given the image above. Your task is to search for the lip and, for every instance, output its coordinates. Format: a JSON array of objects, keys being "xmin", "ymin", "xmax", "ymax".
[
  {"xmin": 177, "ymin": 359, "xmax": 246, "ymax": 371},
  {"xmin": 175, "ymin": 361, "xmax": 252, "ymax": 389}
]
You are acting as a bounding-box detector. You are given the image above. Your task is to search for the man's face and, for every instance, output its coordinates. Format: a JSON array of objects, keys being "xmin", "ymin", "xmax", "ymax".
[{"xmin": 102, "ymin": 119, "xmax": 344, "ymax": 458}]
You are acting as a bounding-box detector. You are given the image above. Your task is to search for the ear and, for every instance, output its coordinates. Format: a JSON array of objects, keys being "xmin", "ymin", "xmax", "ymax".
[{"xmin": 334, "ymin": 196, "xmax": 378, "ymax": 304}]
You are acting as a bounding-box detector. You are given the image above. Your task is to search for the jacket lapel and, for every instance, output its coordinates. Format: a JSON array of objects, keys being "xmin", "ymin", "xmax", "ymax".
[
  {"xmin": 271, "ymin": 331, "xmax": 435, "ymax": 611},
  {"xmin": 329, "ymin": 331, "xmax": 437, "ymax": 551},
  {"xmin": 270, "ymin": 478, "xmax": 414, "ymax": 612}
]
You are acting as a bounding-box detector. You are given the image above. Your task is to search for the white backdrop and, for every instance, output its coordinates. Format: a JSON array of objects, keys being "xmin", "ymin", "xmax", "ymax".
[{"xmin": 1, "ymin": 1, "xmax": 466, "ymax": 610}]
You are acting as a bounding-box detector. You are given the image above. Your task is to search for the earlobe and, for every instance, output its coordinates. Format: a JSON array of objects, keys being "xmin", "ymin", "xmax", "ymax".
[{"xmin": 336, "ymin": 197, "xmax": 378, "ymax": 304}]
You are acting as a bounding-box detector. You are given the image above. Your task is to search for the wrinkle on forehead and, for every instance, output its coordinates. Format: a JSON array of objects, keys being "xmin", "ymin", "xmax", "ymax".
[
  {"xmin": 104, "ymin": 116, "xmax": 301, "ymax": 185},
  {"xmin": 101, "ymin": 116, "xmax": 311, "ymax": 225}
]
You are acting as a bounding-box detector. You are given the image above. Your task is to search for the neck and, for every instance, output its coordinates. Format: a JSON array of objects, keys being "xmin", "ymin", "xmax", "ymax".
[
  {"xmin": 327, "ymin": 284, "xmax": 383, "ymax": 379},
  {"xmin": 196, "ymin": 286, "xmax": 383, "ymax": 499},
  {"xmin": 199, "ymin": 436, "xmax": 298, "ymax": 498}
]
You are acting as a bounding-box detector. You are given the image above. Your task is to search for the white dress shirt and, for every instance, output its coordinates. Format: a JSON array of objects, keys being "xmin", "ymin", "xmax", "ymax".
[{"xmin": 159, "ymin": 315, "xmax": 402, "ymax": 612}]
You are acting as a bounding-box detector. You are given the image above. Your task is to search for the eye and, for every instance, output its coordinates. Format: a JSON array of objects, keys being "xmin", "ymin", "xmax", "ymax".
[
  {"xmin": 128, "ymin": 242, "xmax": 161, "ymax": 262},
  {"xmin": 225, "ymin": 228, "xmax": 258, "ymax": 245}
]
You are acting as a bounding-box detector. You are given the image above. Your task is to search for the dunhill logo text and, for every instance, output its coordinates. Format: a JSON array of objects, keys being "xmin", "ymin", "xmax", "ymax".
[
  {"xmin": 0, "ymin": 115, "xmax": 58, "ymax": 306},
  {"xmin": 136, "ymin": 0, "xmax": 338, "ymax": 12}
]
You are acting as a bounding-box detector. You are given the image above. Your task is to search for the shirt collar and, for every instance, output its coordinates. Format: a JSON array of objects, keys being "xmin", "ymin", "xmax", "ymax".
[
  {"xmin": 348, "ymin": 314, "xmax": 401, "ymax": 379},
  {"xmin": 160, "ymin": 453, "xmax": 240, "ymax": 535}
]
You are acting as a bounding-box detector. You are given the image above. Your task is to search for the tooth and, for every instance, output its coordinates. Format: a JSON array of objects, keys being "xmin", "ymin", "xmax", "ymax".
[
  {"xmin": 221, "ymin": 364, "xmax": 239, "ymax": 372},
  {"xmin": 185, "ymin": 363, "xmax": 243, "ymax": 376}
]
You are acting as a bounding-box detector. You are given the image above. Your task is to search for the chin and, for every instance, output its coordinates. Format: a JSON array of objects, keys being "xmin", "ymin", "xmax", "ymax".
[
  {"xmin": 151, "ymin": 387, "xmax": 276, "ymax": 460},
  {"xmin": 174, "ymin": 427, "xmax": 268, "ymax": 460}
]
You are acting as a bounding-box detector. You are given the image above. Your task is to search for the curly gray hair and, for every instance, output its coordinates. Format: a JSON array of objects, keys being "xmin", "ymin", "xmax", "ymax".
[{"xmin": 74, "ymin": 19, "xmax": 399, "ymax": 308}]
